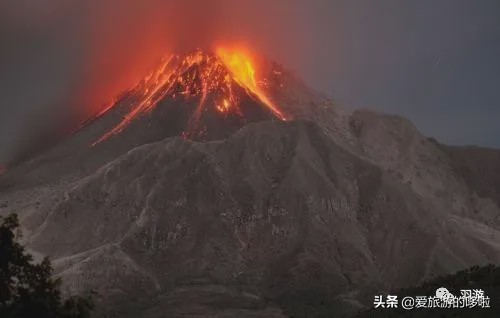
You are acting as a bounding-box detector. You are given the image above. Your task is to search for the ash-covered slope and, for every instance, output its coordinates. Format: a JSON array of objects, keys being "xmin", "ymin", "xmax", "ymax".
[
  {"xmin": 443, "ymin": 145, "xmax": 500, "ymax": 208},
  {"xmin": 346, "ymin": 109, "xmax": 500, "ymax": 231},
  {"xmin": 8, "ymin": 120, "xmax": 500, "ymax": 317}
]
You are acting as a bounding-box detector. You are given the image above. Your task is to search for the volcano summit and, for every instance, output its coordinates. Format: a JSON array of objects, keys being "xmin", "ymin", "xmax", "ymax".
[{"xmin": 93, "ymin": 48, "xmax": 288, "ymax": 145}]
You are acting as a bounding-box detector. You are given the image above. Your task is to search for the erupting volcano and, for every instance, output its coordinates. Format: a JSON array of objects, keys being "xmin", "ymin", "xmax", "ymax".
[
  {"xmin": 2, "ymin": 15, "xmax": 500, "ymax": 318},
  {"xmin": 91, "ymin": 47, "xmax": 288, "ymax": 146}
]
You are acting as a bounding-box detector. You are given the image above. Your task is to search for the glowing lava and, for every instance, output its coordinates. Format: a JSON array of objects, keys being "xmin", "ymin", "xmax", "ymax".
[
  {"xmin": 216, "ymin": 47, "xmax": 285, "ymax": 120},
  {"xmin": 93, "ymin": 48, "xmax": 287, "ymax": 145}
]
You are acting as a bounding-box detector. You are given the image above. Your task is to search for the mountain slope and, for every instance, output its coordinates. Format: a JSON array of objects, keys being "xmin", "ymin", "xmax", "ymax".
[{"xmin": 444, "ymin": 145, "xmax": 500, "ymax": 208}]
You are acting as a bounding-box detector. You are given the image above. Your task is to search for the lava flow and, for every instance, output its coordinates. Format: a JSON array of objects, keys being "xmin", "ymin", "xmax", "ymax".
[{"xmin": 93, "ymin": 47, "xmax": 287, "ymax": 145}]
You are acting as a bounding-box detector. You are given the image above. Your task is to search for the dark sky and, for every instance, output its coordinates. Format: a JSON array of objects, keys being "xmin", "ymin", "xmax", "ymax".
[
  {"xmin": 0, "ymin": 0, "xmax": 499, "ymax": 164},
  {"xmin": 303, "ymin": 0, "xmax": 500, "ymax": 147}
]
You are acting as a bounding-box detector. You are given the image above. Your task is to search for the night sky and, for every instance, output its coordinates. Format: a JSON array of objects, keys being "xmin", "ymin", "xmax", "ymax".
[
  {"xmin": 0, "ymin": 0, "xmax": 499, "ymax": 164},
  {"xmin": 303, "ymin": 0, "xmax": 500, "ymax": 148}
]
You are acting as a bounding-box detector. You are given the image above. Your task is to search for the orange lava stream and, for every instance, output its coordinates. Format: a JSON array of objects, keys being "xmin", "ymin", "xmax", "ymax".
[
  {"xmin": 92, "ymin": 48, "xmax": 286, "ymax": 145},
  {"xmin": 93, "ymin": 55, "xmax": 176, "ymax": 145},
  {"xmin": 216, "ymin": 47, "xmax": 286, "ymax": 120}
]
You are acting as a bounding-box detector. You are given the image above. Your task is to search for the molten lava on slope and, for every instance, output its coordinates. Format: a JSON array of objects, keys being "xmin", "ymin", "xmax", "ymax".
[{"xmin": 93, "ymin": 47, "xmax": 288, "ymax": 145}]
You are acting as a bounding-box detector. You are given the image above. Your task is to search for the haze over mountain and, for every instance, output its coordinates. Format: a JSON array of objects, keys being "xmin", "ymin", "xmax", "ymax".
[{"xmin": 0, "ymin": 50, "xmax": 499, "ymax": 317}]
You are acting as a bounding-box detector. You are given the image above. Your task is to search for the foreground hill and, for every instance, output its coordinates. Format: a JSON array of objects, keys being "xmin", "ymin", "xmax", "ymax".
[{"xmin": 0, "ymin": 119, "xmax": 497, "ymax": 317}]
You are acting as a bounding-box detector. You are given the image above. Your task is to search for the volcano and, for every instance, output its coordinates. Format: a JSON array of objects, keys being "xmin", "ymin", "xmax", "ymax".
[
  {"xmin": 1, "ymin": 48, "xmax": 295, "ymax": 185},
  {"xmin": 1, "ymin": 48, "xmax": 500, "ymax": 317}
]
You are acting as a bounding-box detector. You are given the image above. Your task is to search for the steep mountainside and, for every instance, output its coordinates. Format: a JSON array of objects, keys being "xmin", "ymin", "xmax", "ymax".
[{"xmin": 444, "ymin": 146, "xmax": 500, "ymax": 208}]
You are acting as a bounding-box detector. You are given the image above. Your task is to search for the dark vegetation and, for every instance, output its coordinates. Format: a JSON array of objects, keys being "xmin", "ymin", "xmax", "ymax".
[
  {"xmin": 356, "ymin": 264, "xmax": 500, "ymax": 317},
  {"xmin": 0, "ymin": 214, "xmax": 94, "ymax": 318},
  {"xmin": 276, "ymin": 264, "xmax": 499, "ymax": 317}
]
